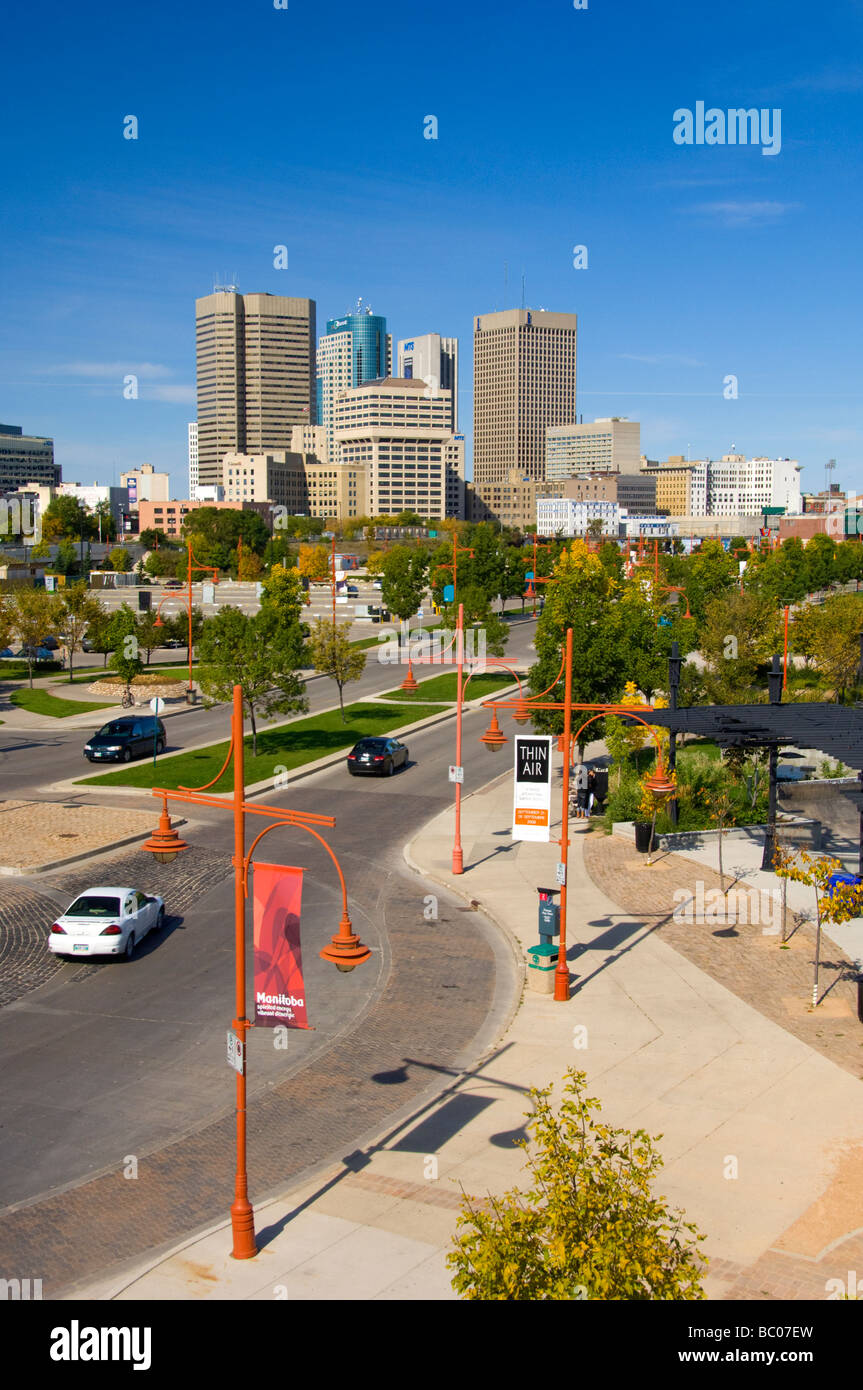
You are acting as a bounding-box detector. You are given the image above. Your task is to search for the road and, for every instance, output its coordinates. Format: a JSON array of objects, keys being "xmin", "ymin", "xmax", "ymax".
[
  {"xmin": 0, "ymin": 621, "xmax": 535, "ymax": 1292},
  {"xmin": 0, "ymin": 615, "xmax": 536, "ymax": 800}
]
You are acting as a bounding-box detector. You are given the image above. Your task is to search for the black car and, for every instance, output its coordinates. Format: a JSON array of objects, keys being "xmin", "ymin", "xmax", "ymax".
[
  {"xmin": 84, "ymin": 716, "xmax": 167, "ymax": 763},
  {"xmin": 347, "ymin": 737, "xmax": 408, "ymax": 777}
]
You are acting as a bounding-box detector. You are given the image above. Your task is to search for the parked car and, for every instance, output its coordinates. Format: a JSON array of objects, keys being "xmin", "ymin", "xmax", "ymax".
[
  {"xmin": 164, "ymin": 579, "xmax": 184, "ymax": 589},
  {"xmin": 162, "ymin": 638, "xmax": 183, "ymax": 649},
  {"xmin": 47, "ymin": 886, "xmax": 165, "ymax": 961},
  {"xmin": 346, "ymin": 585, "xmax": 360, "ymax": 596},
  {"xmin": 83, "ymin": 716, "xmax": 167, "ymax": 763},
  {"xmin": 81, "ymin": 636, "xmax": 96, "ymax": 652},
  {"xmin": 42, "ymin": 636, "xmax": 61, "ymax": 650},
  {"xmin": 347, "ymin": 737, "xmax": 408, "ymax": 777},
  {"xmin": 16, "ymin": 645, "xmax": 54, "ymax": 662},
  {"xmin": 372, "ymin": 580, "xmax": 383, "ymax": 590}
]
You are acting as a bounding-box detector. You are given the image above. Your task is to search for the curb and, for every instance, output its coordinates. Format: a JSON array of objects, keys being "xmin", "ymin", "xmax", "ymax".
[{"xmin": 0, "ymin": 818, "xmax": 188, "ymax": 877}]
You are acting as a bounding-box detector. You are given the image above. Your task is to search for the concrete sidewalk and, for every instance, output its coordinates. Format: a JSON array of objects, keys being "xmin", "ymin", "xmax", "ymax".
[{"xmin": 76, "ymin": 751, "xmax": 863, "ymax": 1302}]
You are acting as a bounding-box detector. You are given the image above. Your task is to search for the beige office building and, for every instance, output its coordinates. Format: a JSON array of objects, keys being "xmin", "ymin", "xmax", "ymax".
[
  {"xmin": 546, "ymin": 418, "xmax": 641, "ymax": 478},
  {"xmin": 304, "ymin": 460, "xmax": 367, "ymax": 521},
  {"xmin": 467, "ymin": 470, "xmax": 655, "ymax": 531},
  {"xmin": 333, "ymin": 378, "xmax": 464, "ymax": 520},
  {"xmin": 473, "ymin": 308, "xmax": 578, "ymax": 486},
  {"xmin": 195, "ymin": 290, "xmax": 315, "ymax": 489},
  {"xmin": 222, "ymin": 450, "xmax": 366, "ymax": 522},
  {"xmin": 120, "ymin": 462, "xmax": 171, "ymax": 503}
]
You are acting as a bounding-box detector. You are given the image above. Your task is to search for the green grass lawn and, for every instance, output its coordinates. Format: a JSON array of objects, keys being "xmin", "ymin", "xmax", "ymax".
[
  {"xmin": 0, "ymin": 660, "xmax": 63, "ymax": 681},
  {"xmin": 76, "ymin": 700, "xmax": 442, "ymax": 789},
  {"xmin": 10, "ymin": 688, "xmax": 115, "ymax": 718},
  {"xmin": 379, "ymin": 671, "xmax": 520, "ymax": 702}
]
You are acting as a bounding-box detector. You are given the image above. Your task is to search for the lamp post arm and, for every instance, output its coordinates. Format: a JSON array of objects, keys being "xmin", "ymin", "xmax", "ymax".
[{"xmin": 240, "ymin": 819, "xmax": 349, "ymax": 917}]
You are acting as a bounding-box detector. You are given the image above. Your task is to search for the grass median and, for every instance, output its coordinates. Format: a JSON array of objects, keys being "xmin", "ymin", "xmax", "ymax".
[
  {"xmin": 75, "ymin": 699, "xmax": 443, "ymax": 790},
  {"xmin": 10, "ymin": 688, "xmax": 115, "ymax": 718}
]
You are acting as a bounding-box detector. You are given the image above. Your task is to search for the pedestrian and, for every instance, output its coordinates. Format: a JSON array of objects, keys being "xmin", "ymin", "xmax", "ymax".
[
  {"xmin": 575, "ymin": 774, "xmax": 589, "ymax": 820},
  {"xmin": 587, "ymin": 768, "xmax": 597, "ymax": 817}
]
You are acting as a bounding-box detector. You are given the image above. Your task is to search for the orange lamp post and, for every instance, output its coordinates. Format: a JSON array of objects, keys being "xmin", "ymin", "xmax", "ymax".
[
  {"xmin": 478, "ymin": 629, "xmax": 676, "ymax": 1001},
  {"xmin": 153, "ymin": 538, "xmax": 219, "ymax": 697},
  {"xmin": 783, "ymin": 604, "xmax": 790, "ymax": 692},
  {"xmin": 521, "ymin": 535, "xmax": 552, "ymax": 617},
  {"xmin": 141, "ymin": 684, "xmax": 368, "ymax": 1260}
]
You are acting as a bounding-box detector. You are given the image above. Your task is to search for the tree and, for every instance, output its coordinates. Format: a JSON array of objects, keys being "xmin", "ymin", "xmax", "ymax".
[
  {"xmin": 236, "ymin": 547, "xmax": 263, "ymax": 580},
  {"xmin": 85, "ymin": 605, "xmax": 117, "ymax": 667},
  {"xmin": 380, "ymin": 546, "xmax": 428, "ymax": 622},
  {"xmin": 107, "ymin": 603, "xmax": 143, "ymax": 693},
  {"xmin": 529, "ymin": 542, "xmax": 624, "ymax": 736},
  {"xmin": 439, "ymin": 585, "xmax": 509, "ymax": 657},
  {"xmin": 364, "ymin": 550, "xmax": 386, "ymax": 577},
  {"xmin": 197, "ymin": 606, "xmax": 308, "ymax": 754},
  {"xmin": 41, "ymin": 496, "xmax": 94, "ymax": 544},
  {"xmin": 5, "ymin": 586, "xmax": 63, "ymax": 687},
  {"xmin": 586, "ymin": 517, "xmax": 605, "ymax": 543},
  {"xmin": 307, "ymin": 618, "xmax": 366, "ymax": 722},
  {"xmin": 447, "ymin": 1068, "xmax": 706, "ymax": 1300},
  {"xmin": 699, "ymin": 591, "xmax": 780, "ymax": 703},
  {"xmin": 260, "ymin": 563, "xmax": 307, "ymax": 624},
  {"xmin": 58, "ymin": 584, "xmax": 103, "ymax": 682},
  {"xmin": 773, "ymin": 847, "xmax": 863, "ymax": 1007},
  {"xmin": 53, "ymin": 539, "xmax": 80, "ymax": 576},
  {"xmin": 136, "ymin": 610, "xmax": 164, "ymax": 666},
  {"xmin": 167, "ymin": 605, "xmax": 203, "ymax": 664},
  {"xmin": 108, "ymin": 546, "xmax": 133, "ymax": 573},
  {"xmin": 182, "ymin": 507, "xmax": 270, "ymax": 569},
  {"xmin": 297, "ymin": 544, "xmax": 330, "ymax": 582},
  {"xmin": 139, "ymin": 527, "xmax": 170, "ymax": 550},
  {"xmin": 807, "ymin": 593, "xmax": 863, "ymax": 700},
  {"xmin": 0, "ymin": 595, "xmax": 15, "ymax": 653},
  {"xmin": 145, "ymin": 549, "xmax": 185, "ymax": 579}
]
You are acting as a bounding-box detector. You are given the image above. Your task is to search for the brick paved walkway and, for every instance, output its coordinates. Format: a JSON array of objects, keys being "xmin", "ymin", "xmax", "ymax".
[
  {"xmin": 582, "ymin": 831, "xmax": 863, "ymax": 1080},
  {"xmin": 0, "ymin": 799, "xmax": 158, "ymax": 873}
]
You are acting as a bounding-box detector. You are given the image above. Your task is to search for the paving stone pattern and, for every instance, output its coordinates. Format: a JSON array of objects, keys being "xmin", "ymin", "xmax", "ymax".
[
  {"xmin": 582, "ymin": 832, "xmax": 863, "ymax": 1080},
  {"xmin": 0, "ymin": 849, "xmax": 495, "ymax": 1296}
]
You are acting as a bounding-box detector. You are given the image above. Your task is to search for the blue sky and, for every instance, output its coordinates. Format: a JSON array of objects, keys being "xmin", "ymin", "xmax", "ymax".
[{"xmin": 1, "ymin": 0, "xmax": 861, "ymax": 496}]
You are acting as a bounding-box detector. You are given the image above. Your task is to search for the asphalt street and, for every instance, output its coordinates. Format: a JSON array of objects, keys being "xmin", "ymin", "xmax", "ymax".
[{"xmin": 0, "ymin": 620, "xmax": 536, "ymax": 1232}]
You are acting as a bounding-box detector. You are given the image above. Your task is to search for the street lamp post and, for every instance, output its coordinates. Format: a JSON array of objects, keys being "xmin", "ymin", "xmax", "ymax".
[
  {"xmin": 142, "ymin": 684, "xmax": 369, "ymax": 1259},
  {"xmin": 522, "ymin": 535, "xmax": 552, "ymax": 617},
  {"xmin": 479, "ymin": 630, "xmax": 676, "ymax": 1001},
  {"xmin": 153, "ymin": 538, "xmax": 219, "ymax": 699}
]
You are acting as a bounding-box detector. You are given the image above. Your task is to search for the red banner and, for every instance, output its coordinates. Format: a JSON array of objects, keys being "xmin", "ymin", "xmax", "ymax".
[{"xmin": 252, "ymin": 863, "xmax": 309, "ymax": 1029}]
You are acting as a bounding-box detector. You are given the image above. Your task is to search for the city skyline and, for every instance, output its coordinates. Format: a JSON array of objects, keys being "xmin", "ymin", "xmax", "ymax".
[{"xmin": 1, "ymin": 0, "xmax": 861, "ymax": 498}]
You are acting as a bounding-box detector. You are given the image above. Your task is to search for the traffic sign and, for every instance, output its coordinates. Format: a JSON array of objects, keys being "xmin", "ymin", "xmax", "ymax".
[
  {"xmin": 449, "ymin": 765, "xmax": 464, "ymax": 784},
  {"xmin": 556, "ymin": 861, "xmax": 566, "ymax": 886},
  {"xmin": 443, "ymin": 584, "xmax": 455, "ymax": 602},
  {"xmin": 227, "ymin": 1030, "xmax": 245, "ymax": 1074}
]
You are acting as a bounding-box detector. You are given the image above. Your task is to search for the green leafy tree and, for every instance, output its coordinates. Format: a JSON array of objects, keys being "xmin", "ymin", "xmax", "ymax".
[
  {"xmin": 107, "ymin": 546, "xmax": 132, "ymax": 572},
  {"xmin": 260, "ymin": 563, "xmax": 307, "ymax": 624},
  {"xmin": 380, "ymin": 545, "xmax": 428, "ymax": 622},
  {"xmin": 699, "ymin": 591, "xmax": 781, "ymax": 703},
  {"xmin": 166, "ymin": 605, "xmax": 203, "ymax": 664},
  {"xmin": 448, "ymin": 1069, "xmax": 706, "ymax": 1300},
  {"xmin": 41, "ymin": 495, "xmax": 94, "ymax": 544},
  {"xmin": 807, "ymin": 593, "xmax": 863, "ymax": 700},
  {"xmin": 53, "ymin": 539, "xmax": 80, "ymax": 576},
  {"xmin": 108, "ymin": 603, "xmax": 143, "ymax": 693},
  {"xmin": 5, "ymin": 586, "xmax": 63, "ymax": 687},
  {"xmin": 307, "ymin": 617, "xmax": 367, "ymax": 721},
  {"xmin": 773, "ymin": 846, "xmax": 863, "ymax": 1007},
  {"xmin": 93, "ymin": 499, "xmax": 116, "ymax": 542},
  {"xmin": 58, "ymin": 584, "xmax": 103, "ymax": 681},
  {"xmin": 136, "ymin": 610, "xmax": 164, "ymax": 666},
  {"xmin": 84, "ymin": 605, "xmax": 116, "ymax": 667},
  {"xmin": 197, "ymin": 606, "xmax": 308, "ymax": 754}
]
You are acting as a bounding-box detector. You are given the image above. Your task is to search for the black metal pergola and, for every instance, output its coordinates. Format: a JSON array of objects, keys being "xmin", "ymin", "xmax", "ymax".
[{"xmin": 642, "ymin": 647, "xmax": 863, "ymax": 873}]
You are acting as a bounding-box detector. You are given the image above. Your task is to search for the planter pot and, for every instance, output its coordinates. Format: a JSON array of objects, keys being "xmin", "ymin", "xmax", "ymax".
[{"xmin": 634, "ymin": 821, "xmax": 656, "ymax": 854}]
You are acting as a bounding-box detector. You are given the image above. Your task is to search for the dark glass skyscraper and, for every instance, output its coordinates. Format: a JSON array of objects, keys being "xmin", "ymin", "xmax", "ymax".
[{"xmin": 317, "ymin": 301, "xmax": 392, "ymax": 452}]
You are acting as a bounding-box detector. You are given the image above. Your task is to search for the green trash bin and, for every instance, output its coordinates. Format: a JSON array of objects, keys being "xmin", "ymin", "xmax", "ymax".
[{"xmin": 527, "ymin": 941, "xmax": 558, "ymax": 995}]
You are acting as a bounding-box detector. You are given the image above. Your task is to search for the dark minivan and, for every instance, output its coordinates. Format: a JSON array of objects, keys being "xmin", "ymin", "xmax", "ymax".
[{"xmin": 84, "ymin": 716, "xmax": 167, "ymax": 763}]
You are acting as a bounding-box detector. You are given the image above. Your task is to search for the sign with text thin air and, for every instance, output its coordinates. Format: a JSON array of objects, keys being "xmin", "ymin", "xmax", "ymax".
[{"xmin": 512, "ymin": 735, "xmax": 553, "ymax": 843}]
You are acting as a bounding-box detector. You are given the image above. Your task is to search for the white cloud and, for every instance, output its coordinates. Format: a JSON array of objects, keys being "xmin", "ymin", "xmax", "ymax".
[
  {"xmin": 42, "ymin": 361, "xmax": 176, "ymax": 379},
  {"xmin": 684, "ymin": 200, "xmax": 799, "ymax": 227}
]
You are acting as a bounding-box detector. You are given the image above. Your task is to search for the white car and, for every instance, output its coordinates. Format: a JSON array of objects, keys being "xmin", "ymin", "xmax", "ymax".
[{"xmin": 48, "ymin": 886, "xmax": 166, "ymax": 962}]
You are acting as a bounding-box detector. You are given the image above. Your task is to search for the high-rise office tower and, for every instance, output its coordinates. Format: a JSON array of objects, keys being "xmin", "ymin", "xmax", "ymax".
[
  {"xmin": 188, "ymin": 422, "xmax": 199, "ymax": 497},
  {"xmin": 473, "ymin": 308, "xmax": 578, "ymax": 486},
  {"xmin": 316, "ymin": 300, "xmax": 391, "ymax": 456},
  {"xmin": 195, "ymin": 289, "xmax": 316, "ymax": 489},
  {"xmin": 397, "ymin": 333, "xmax": 459, "ymax": 432}
]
